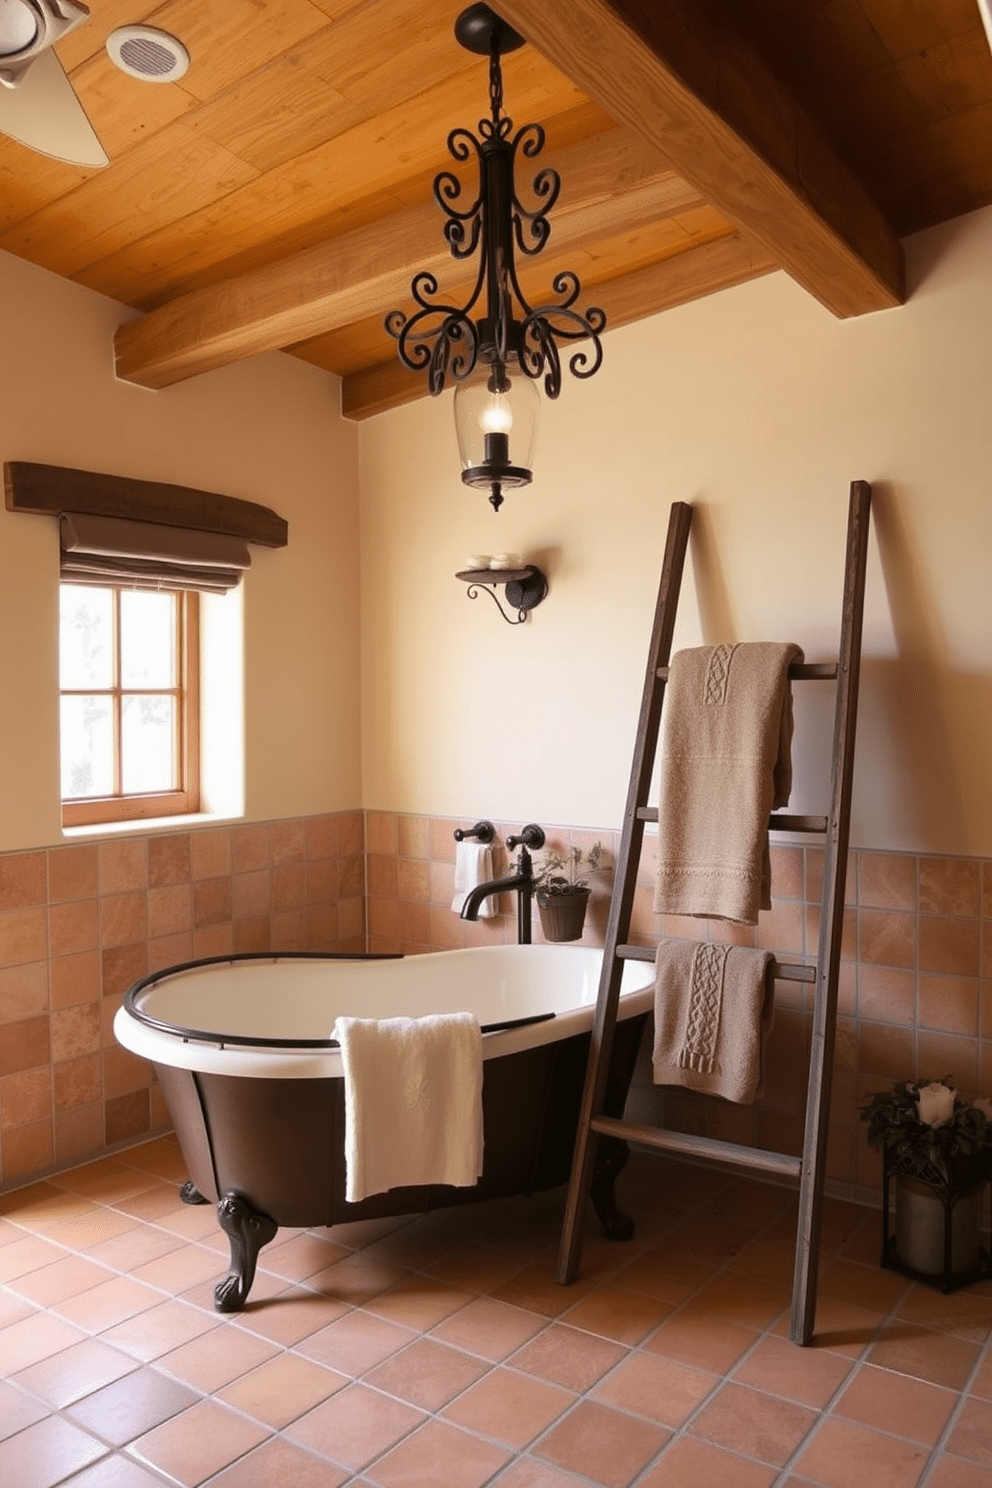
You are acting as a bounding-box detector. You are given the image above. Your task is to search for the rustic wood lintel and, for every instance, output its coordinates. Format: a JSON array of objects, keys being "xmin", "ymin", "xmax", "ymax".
[{"xmin": 4, "ymin": 462, "xmax": 288, "ymax": 549}]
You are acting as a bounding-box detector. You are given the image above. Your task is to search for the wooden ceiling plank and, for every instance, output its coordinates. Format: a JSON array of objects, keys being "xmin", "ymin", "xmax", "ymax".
[
  {"xmin": 492, "ymin": 0, "xmax": 904, "ymax": 316},
  {"xmin": 339, "ymin": 232, "xmax": 778, "ymax": 420},
  {"xmin": 114, "ymin": 127, "xmax": 707, "ymax": 387}
]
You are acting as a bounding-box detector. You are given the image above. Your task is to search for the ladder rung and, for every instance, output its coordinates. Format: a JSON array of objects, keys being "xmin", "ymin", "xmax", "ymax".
[
  {"xmin": 591, "ymin": 1115, "xmax": 804, "ymax": 1180},
  {"xmin": 656, "ymin": 661, "xmax": 838, "ymax": 682},
  {"xmin": 636, "ymin": 806, "xmax": 827, "ymax": 834},
  {"xmin": 616, "ymin": 944, "xmax": 816, "ymax": 983}
]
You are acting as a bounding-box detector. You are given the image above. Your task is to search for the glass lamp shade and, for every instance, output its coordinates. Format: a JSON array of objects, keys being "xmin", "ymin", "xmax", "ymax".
[{"xmin": 453, "ymin": 364, "xmax": 539, "ymax": 510}]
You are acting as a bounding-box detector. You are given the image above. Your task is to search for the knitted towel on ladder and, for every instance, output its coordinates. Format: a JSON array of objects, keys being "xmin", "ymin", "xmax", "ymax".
[
  {"xmin": 652, "ymin": 939, "xmax": 774, "ymax": 1105},
  {"xmin": 653, "ymin": 641, "xmax": 803, "ymax": 925}
]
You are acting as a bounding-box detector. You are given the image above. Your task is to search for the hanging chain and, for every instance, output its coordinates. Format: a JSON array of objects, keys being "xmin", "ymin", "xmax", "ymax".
[{"xmin": 489, "ymin": 46, "xmax": 504, "ymax": 127}]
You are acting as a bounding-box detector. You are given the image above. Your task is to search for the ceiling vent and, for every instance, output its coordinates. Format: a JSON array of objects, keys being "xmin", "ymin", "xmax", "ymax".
[{"xmin": 106, "ymin": 25, "xmax": 189, "ymax": 82}]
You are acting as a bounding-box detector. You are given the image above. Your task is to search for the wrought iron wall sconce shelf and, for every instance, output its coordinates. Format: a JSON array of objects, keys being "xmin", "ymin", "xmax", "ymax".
[{"xmin": 455, "ymin": 563, "xmax": 547, "ymax": 624}]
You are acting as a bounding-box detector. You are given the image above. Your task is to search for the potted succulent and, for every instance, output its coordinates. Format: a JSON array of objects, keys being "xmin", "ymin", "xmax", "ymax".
[
  {"xmin": 533, "ymin": 841, "xmax": 607, "ymax": 942},
  {"xmin": 861, "ymin": 1077, "xmax": 992, "ymax": 1286}
]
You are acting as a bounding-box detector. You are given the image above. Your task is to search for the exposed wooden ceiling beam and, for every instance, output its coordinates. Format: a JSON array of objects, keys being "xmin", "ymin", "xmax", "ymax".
[
  {"xmin": 341, "ymin": 232, "xmax": 778, "ymax": 420},
  {"xmin": 493, "ymin": 0, "xmax": 905, "ymax": 318},
  {"xmin": 114, "ymin": 127, "xmax": 706, "ymax": 390}
]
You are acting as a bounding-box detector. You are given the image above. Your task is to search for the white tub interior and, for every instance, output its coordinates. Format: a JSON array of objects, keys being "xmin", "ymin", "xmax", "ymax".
[{"xmin": 115, "ymin": 944, "xmax": 655, "ymax": 1078}]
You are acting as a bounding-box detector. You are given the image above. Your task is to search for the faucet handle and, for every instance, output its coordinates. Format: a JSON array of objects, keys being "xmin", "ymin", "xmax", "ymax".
[{"xmin": 507, "ymin": 823, "xmax": 545, "ymax": 851}]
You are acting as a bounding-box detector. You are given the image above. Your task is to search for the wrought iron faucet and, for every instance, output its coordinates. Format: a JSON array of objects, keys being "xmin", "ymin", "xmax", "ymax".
[{"xmin": 459, "ymin": 823, "xmax": 546, "ymax": 943}]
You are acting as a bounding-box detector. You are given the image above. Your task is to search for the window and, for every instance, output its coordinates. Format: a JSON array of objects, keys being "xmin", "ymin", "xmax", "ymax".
[{"xmin": 59, "ymin": 584, "xmax": 199, "ymax": 826}]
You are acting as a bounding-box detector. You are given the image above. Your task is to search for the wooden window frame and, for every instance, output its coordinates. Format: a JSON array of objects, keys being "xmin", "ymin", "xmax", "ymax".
[{"xmin": 60, "ymin": 585, "xmax": 200, "ymax": 827}]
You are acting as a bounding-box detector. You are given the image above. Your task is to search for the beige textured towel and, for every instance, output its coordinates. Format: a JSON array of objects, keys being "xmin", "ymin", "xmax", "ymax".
[
  {"xmin": 653, "ymin": 641, "xmax": 803, "ymax": 925},
  {"xmin": 652, "ymin": 939, "xmax": 774, "ymax": 1105}
]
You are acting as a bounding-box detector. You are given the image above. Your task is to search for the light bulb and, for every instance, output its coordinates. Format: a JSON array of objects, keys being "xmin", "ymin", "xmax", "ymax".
[{"xmin": 480, "ymin": 393, "xmax": 513, "ymax": 436}]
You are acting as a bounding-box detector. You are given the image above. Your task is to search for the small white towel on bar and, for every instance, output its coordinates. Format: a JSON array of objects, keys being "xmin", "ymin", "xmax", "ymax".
[
  {"xmin": 334, "ymin": 1012, "xmax": 484, "ymax": 1203},
  {"xmin": 451, "ymin": 840, "xmax": 497, "ymax": 917}
]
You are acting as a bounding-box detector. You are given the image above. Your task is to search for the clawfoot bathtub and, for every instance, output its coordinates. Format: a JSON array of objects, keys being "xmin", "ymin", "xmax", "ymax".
[{"xmin": 114, "ymin": 944, "xmax": 654, "ymax": 1310}]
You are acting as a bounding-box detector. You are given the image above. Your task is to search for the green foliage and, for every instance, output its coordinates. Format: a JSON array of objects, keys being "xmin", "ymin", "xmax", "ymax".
[
  {"xmin": 533, "ymin": 841, "xmax": 606, "ymax": 896},
  {"xmin": 861, "ymin": 1077, "xmax": 992, "ymax": 1195}
]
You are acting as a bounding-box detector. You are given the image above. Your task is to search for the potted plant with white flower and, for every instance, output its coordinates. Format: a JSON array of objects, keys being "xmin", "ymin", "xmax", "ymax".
[
  {"xmin": 861, "ymin": 1076, "xmax": 992, "ymax": 1289},
  {"xmin": 533, "ymin": 841, "xmax": 608, "ymax": 942}
]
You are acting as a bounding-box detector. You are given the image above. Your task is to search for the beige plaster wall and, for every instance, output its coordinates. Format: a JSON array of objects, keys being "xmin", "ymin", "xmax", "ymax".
[
  {"xmin": 0, "ymin": 250, "xmax": 362, "ymax": 853},
  {"xmin": 358, "ymin": 207, "xmax": 992, "ymax": 857}
]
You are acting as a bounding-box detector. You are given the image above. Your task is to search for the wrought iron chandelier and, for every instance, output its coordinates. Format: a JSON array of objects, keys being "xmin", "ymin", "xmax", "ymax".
[{"xmin": 385, "ymin": 3, "xmax": 605, "ymax": 511}]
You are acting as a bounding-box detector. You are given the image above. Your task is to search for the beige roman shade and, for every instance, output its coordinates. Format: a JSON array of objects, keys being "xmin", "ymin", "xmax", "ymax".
[{"xmin": 59, "ymin": 512, "xmax": 251, "ymax": 593}]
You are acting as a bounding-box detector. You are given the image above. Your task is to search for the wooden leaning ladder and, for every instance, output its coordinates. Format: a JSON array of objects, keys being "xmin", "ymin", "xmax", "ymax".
[{"xmin": 557, "ymin": 481, "xmax": 872, "ymax": 1346}]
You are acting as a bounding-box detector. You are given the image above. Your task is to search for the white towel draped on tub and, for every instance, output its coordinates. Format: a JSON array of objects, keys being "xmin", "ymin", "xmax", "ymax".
[
  {"xmin": 333, "ymin": 1013, "xmax": 484, "ymax": 1203},
  {"xmin": 451, "ymin": 840, "xmax": 497, "ymax": 917}
]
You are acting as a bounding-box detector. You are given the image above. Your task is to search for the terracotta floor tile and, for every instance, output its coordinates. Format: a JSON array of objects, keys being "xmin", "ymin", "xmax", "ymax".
[
  {"xmin": 296, "ymin": 1308, "xmax": 416, "ymax": 1376},
  {"xmin": 53, "ymin": 1274, "xmax": 162, "ymax": 1332},
  {"xmin": 592, "ymin": 1349, "xmax": 720, "ymax": 1427},
  {"xmin": 688, "ymin": 1380, "xmax": 820, "ymax": 1466},
  {"xmin": 0, "ymin": 1290, "xmax": 34, "ymax": 1328},
  {"xmin": 793, "ymin": 1417, "xmax": 930, "ymax": 1487},
  {"xmin": 365, "ymin": 1336, "xmax": 491, "ymax": 1410},
  {"xmin": 35, "ymin": 1451, "xmax": 167, "ymax": 1487},
  {"xmin": 535, "ymin": 1397, "xmax": 669, "ymax": 1487},
  {"xmin": 817, "ymin": 1257, "xmax": 911, "ymax": 1313},
  {"xmin": 307, "ymin": 1250, "xmax": 412, "ymax": 1306},
  {"xmin": 53, "ymin": 1159, "xmax": 163, "ymax": 1205},
  {"xmin": 0, "ymin": 1233, "xmax": 66, "ymax": 1282},
  {"xmin": 728, "ymin": 1236, "xmax": 802, "ymax": 1286},
  {"xmin": 46, "ymin": 1210, "xmax": 145, "ymax": 1251},
  {"xmin": 10, "ymin": 1253, "xmax": 115, "ymax": 1306},
  {"xmin": 258, "ymin": 1231, "xmax": 351, "ymax": 1281},
  {"xmin": 155, "ymin": 1323, "xmax": 277, "ymax": 1392},
  {"xmin": 218, "ymin": 1351, "xmax": 347, "ymax": 1427},
  {"xmin": 0, "ymin": 1376, "xmax": 49, "ymax": 1438},
  {"xmin": 370, "ymin": 1417, "xmax": 511, "ymax": 1488},
  {"xmin": 430, "ymin": 1295, "xmax": 545, "ymax": 1360},
  {"xmin": 100, "ymin": 1298, "xmax": 219, "ymax": 1361},
  {"xmin": 127, "ymin": 1397, "xmax": 270, "ymax": 1486},
  {"xmin": 84, "ymin": 1226, "xmax": 183, "ymax": 1273},
  {"xmin": 683, "ymin": 1273, "xmax": 792, "ymax": 1331},
  {"xmin": 155, "ymin": 1203, "xmax": 228, "ymax": 1242},
  {"xmin": 1, "ymin": 1190, "xmax": 99, "ymax": 1231},
  {"xmin": 1, "ymin": 1310, "xmax": 89, "ymax": 1372},
  {"xmin": 423, "ymin": 1240, "xmax": 529, "ymax": 1293},
  {"xmin": 970, "ymin": 1346, "xmax": 992, "ymax": 1400},
  {"xmin": 946, "ymin": 1396, "xmax": 992, "ymax": 1467},
  {"xmin": 491, "ymin": 1263, "xmax": 594, "ymax": 1318},
  {"xmin": 490, "ymin": 1459, "xmax": 595, "ymax": 1488},
  {"xmin": 66, "ymin": 1366, "xmax": 200, "ymax": 1446},
  {"xmin": 511, "ymin": 1322, "xmax": 626, "ymax": 1392},
  {"xmin": 365, "ymin": 1276, "xmax": 474, "ymax": 1332},
  {"xmin": 131, "ymin": 1242, "xmax": 226, "ymax": 1293},
  {"xmin": 226, "ymin": 1284, "xmax": 346, "ymax": 1346},
  {"xmin": 834, "ymin": 1362, "xmax": 958, "ymax": 1444},
  {"xmin": 112, "ymin": 1184, "xmax": 186, "ymax": 1222},
  {"xmin": 443, "ymin": 1366, "xmax": 574, "ymax": 1447},
  {"xmin": 285, "ymin": 1381, "xmax": 425, "ymax": 1470},
  {"xmin": 895, "ymin": 1283, "xmax": 992, "ymax": 1343},
  {"xmin": 925, "ymin": 1456, "xmax": 992, "ymax": 1487},
  {"xmin": 0, "ymin": 1414, "xmax": 107, "ymax": 1488},
  {"xmin": 13, "ymin": 1336, "xmax": 139, "ymax": 1408},
  {"xmin": 784, "ymin": 1294, "xmax": 884, "ymax": 1357},
  {"xmin": 734, "ymin": 1334, "xmax": 854, "ymax": 1406},
  {"xmin": 206, "ymin": 1436, "xmax": 350, "ymax": 1488},
  {"xmin": 645, "ymin": 1309, "xmax": 760, "ymax": 1372},
  {"xmin": 560, "ymin": 1282, "xmax": 673, "ymax": 1345},
  {"xmin": 866, "ymin": 1321, "xmax": 980, "ymax": 1389},
  {"xmin": 639, "ymin": 1435, "xmax": 778, "ymax": 1487}
]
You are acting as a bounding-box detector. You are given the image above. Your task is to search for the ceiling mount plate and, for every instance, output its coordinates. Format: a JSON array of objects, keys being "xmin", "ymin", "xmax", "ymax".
[{"xmin": 454, "ymin": 5, "xmax": 525, "ymax": 58}]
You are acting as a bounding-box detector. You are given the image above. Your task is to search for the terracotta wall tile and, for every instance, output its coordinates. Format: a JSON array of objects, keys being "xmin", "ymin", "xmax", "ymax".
[
  {"xmin": 53, "ymin": 1053, "xmax": 102, "ymax": 1112},
  {"xmin": 2, "ymin": 1117, "xmax": 53, "ymax": 1182},
  {"xmin": 305, "ymin": 814, "xmax": 339, "ymax": 862},
  {"xmin": 0, "ymin": 1015, "xmax": 50, "ymax": 1075},
  {"xmin": 50, "ymin": 950, "xmax": 100, "ymax": 1010},
  {"xmin": 234, "ymin": 916, "xmax": 271, "ymax": 953},
  {"xmin": 983, "ymin": 862, "xmax": 992, "ymax": 918},
  {"xmin": 147, "ymin": 885, "xmax": 192, "ymax": 939},
  {"xmin": 271, "ymin": 908, "xmax": 307, "ymax": 950},
  {"xmin": 48, "ymin": 845, "xmax": 98, "ymax": 903},
  {"xmin": 0, "ymin": 907, "xmax": 48, "ymax": 967},
  {"xmin": 916, "ymin": 1030, "xmax": 979, "ymax": 1094},
  {"xmin": 858, "ymin": 852, "xmax": 917, "ymax": 911},
  {"xmin": 305, "ymin": 902, "xmax": 338, "ymax": 950},
  {"xmin": 919, "ymin": 915, "xmax": 980, "ymax": 978},
  {"xmin": 339, "ymin": 811, "xmax": 364, "ymax": 858},
  {"xmin": 102, "ymin": 943, "xmax": 148, "ymax": 1000},
  {"xmin": 193, "ymin": 877, "xmax": 233, "ymax": 928},
  {"xmin": 193, "ymin": 924, "xmax": 234, "ymax": 959},
  {"xmin": 232, "ymin": 870, "xmax": 271, "ymax": 920},
  {"xmin": 397, "ymin": 815, "xmax": 430, "ymax": 860},
  {"xmin": 859, "ymin": 909, "xmax": 915, "ymax": 968},
  {"xmin": 0, "ymin": 962, "xmax": 48, "ymax": 1022},
  {"xmin": 920, "ymin": 857, "xmax": 981, "ymax": 917},
  {"xmin": 366, "ymin": 810, "xmax": 398, "ymax": 856},
  {"xmin": 917, "ymin": 973, "xmax": 979, "ymax": 1036},
  {"xmin": 368, "ymin": 855, "xmax": 398, "ymax": 899},
  {"xmin": 232, "ymin": 823, "xmax": 271, "ymax": 874},
  {"xmin": 769, "ymin": 846, "xmax": 804, "ymax": 899},
  {"xmin": 100, "ymin": 892, "xmax": 148, "ymax": 948},
  {"xmin": 859, "ymin": 965, "xmax": 915, "ymax": 1026},
  {"xmin": 54, "ymin": 1103, "xmax": 104, "ymax": 1166},
  {"xmin": 858, "ymin": 1022, "xmax": 914, "ymax": 1080},
  {"xmin": 148, "ymin": 834, "xmax": 192, "ymax": 887},
  {"xmin": 306, "ymin": 859, "xmax": 336, "ymax": 905},
  {"xmin": 0, "ymin": 851, "xmax": 47, "ymax": 911},
  {"xmin": 49, "ymin": 898, "xmax": 98, "ymax": 957},
  {"xmin": 337, "ymin": 898, "xmax": 365, "ymax": 945},
  {"xmin": 51, "ymin": 1002, "xmax": 101, "ymax": 1063},
  {"xmin": 103, "ymin": 1043, "xmax": 151, "ymax": 1099},
  {"xmin": 105, "ymin": 1090, "xmax": 150, "ymax": 1146},
  {"xmin": 396, "ymin": 900, "xmax": 431, "ymax": 948},
  {"xmin": 191, "ymin": 828, "xmax": 232, "ymax": 880},
  {"xmin": 147, "ymin": 933, "xmax": 194, "ymax": 973},
  {"xmin": 0, "ymin": 1067, "xmax": 52, "ymax": 1127},
  {"xmin": 337, "ymin": 856, "xmax": 365, "ymax": 900},
  {"xmin": 429, "ymin": 817, "xmax": 458, "ymax": 864},
  {"xmin": 271, "ymin": 818, "xmax": 306, "ymax": 864},
  {"xmin": 272, "ymin": 863, "xmax": 306, "ymax": 912},
  {"xmin": 397, "ymin": 859, "xmax": 430, "ymax": 903},
  {"xmin": 98, "ymin": 838, "xmax": 147, "ymax": 894},
  {"xmin": 430, "ymin": 861, "xmax": 456, "ymax": 907}
]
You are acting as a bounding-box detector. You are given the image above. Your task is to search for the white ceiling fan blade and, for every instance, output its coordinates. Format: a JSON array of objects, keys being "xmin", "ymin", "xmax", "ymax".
[{"xmin": 0, "ymin": 45, "xmax": 106, "ymax": 166}]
